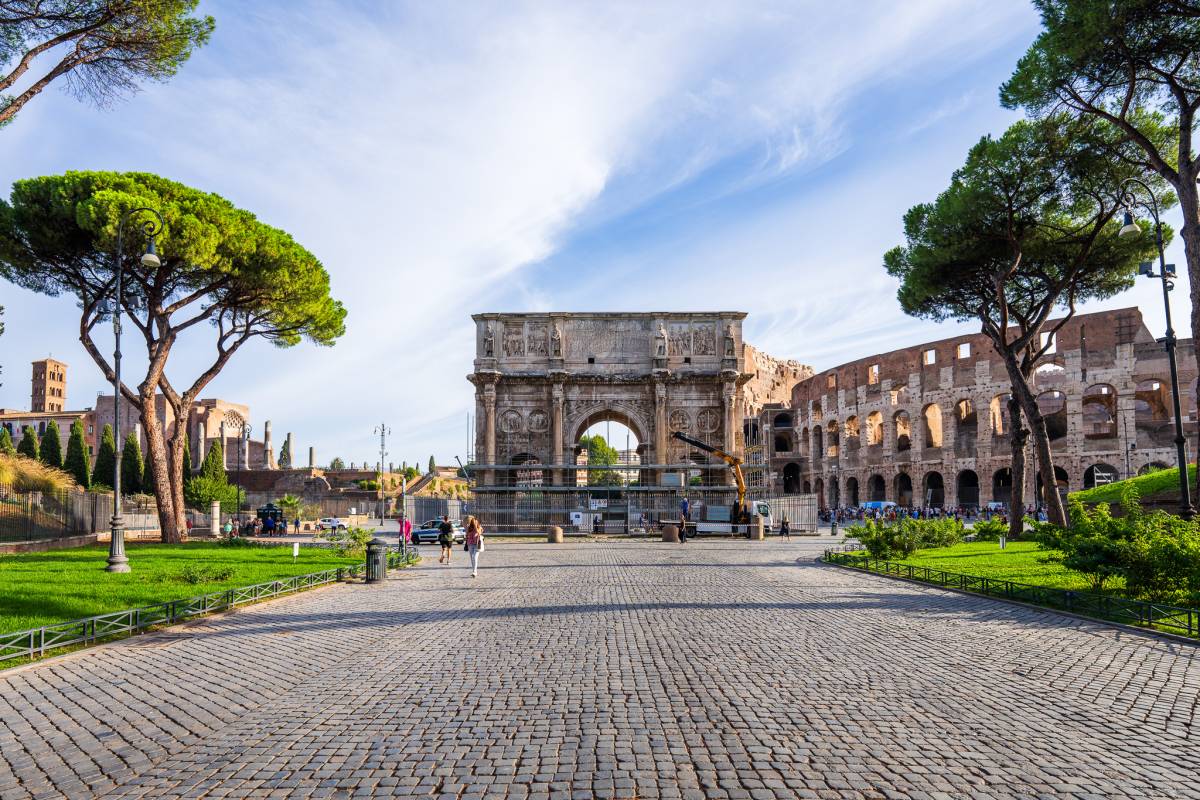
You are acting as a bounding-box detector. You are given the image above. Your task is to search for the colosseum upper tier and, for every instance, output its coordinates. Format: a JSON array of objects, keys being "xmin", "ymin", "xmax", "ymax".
[{"xmin": 749, "ymin": 307, "xmax": 1197, "ymax": 509}]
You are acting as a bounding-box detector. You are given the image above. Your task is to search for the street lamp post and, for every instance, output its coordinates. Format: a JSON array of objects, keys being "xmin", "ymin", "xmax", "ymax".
[
  {"xmin": 1119, "ymin": 178, "xmax": 1194, "ymax": 519},
  {"xmin": 374, "ymin": 422, "xmax": 390, "ymax": 527},
  {"xmin": 237, "ymin": 423, "xmax": 252, "ymax": 533},
  {"xmin": 106, "ymin": 208, "xmax": 164, "ymax": 573}
]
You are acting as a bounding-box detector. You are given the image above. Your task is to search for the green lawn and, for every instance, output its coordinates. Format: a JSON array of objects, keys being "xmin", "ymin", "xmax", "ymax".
[
  {"xmin": 846, "ymin": 540, "xmax": 1099, "ymax": 592},
  {"xmin": 1070, "ymin": 463, "xmax": 1197, "ymax": 506},
  {"xmin": 0, "ymin": 542, "xmax": 361, "ymax": 635}
]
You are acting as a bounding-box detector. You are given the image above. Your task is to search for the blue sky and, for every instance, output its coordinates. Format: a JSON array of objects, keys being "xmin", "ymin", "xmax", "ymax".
[{"xmin": 0, "ymin": 0, "xmax": 1191, "ymax": 465}]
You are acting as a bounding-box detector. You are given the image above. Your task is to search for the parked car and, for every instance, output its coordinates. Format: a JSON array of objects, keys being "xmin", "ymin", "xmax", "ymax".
[
  {"xmin": 318, "ymin": 517, "xmax": 348, "ymax": 531},
  {"xmin": 413, "ymin": 519, "xmax": 465, "ymax": 544}
]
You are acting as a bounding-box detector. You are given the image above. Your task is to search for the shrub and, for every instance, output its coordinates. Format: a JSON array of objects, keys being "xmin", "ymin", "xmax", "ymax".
[
  {"xmin": 175, "ymin": 563, "xmax": 235, "ymax": 584},
  {"xmin": 1122, "ymin": 513, "xmax": 1200, "ymax": 604},
  {"xmin": 971, "ymin": 517, "xmax": 1008, "ymax": 542},
  {"xmin": 0, "ymin": 452, "xmax": 77, "ymax": 493},
  {"xmin": 847, "ymin": 517, "xmax": 963, "ymax": 559},
  {"xmin": 321, "ymin": 526, "xmax": 375, "ymax": 557}
]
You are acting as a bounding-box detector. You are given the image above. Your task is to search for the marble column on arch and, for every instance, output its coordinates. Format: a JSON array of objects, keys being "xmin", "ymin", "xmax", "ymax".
[{"xmin": 551, "ymin": 382, "xmax": 564, "ymax": 486}]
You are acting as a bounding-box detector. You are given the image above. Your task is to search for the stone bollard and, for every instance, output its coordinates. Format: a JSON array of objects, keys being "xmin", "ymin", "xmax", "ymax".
[
  {"xmin": 750, "ymin": 515, "xmax": 765, "ymax": 541},
  {"xmin": 365, "ymin": 538, "xmax": 389, "ymax": 583},
  {"xmin": 548, "ymin": 526, "xmax": 564, "ymax": 544},
  {"xmin": 210, "ymin": 501, "xmax": 221, "ymax": 538},
  {"xmin": 662, "ymin": 524, "xmax": 680, "ymax": 543}
]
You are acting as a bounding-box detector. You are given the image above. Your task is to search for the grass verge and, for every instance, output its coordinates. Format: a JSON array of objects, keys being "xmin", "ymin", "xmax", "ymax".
[
  {"xmin": 0, "ymin": 542, "xmax": 362, "ymax": 636},
  {"xmin": 1070, "ymin": 463, "xmax": 1197, "ymax": 507}
]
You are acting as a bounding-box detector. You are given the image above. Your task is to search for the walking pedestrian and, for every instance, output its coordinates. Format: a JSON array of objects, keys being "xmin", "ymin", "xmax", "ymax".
[
  {"xmin": 293, "ymin": 517, "xmax": 301, "ymax": 535},
  {"xmin": 780, "ymin": 515, "xmax": 790, "ymax": 540},
  {"xmin": 437, "ymin": 515, "xmax": 454, "ymax": 564},
  {"xmin": 465, "ymin": 516, "xmax": 485, "ymax": 578}
]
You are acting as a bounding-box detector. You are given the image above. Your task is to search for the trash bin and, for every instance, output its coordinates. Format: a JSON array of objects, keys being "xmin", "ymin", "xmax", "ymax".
[{"xmin": 366, "ymin": 537, "xmax": 389, "ymax": 584}]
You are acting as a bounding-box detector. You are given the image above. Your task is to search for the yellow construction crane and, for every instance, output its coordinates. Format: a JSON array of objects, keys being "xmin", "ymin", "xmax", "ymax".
[{"xmin": 670, "ymin": 430, "xmax": 747, "ymax": 523}]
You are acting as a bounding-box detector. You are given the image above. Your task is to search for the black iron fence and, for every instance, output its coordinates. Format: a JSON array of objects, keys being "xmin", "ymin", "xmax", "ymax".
[
  {"xmin": 0, "ymin": 549, "xmax": 419, "ymax": 664},
  {"xmin": 0, "ymin": 486, "xmax": 113, "ymax": 543},
  {"xmin": 824, "ymin": 549, "xmax": 1200, "ymax": 639}
]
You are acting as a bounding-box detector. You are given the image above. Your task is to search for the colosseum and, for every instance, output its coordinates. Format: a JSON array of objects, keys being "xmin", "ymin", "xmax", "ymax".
[{"xmin": 749, "ymin": 307, "xmax": 1197, "ymax": 510}]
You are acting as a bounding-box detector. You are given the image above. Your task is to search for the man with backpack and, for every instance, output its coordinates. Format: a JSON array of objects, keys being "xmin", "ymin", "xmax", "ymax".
[{"xmin": 437, "ymin": 515, "xmax": 454, "ymax": 564}]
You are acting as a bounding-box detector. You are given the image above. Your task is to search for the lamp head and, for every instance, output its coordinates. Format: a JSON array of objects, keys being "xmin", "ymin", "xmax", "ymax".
[
  {"xmin": 140, "ymin": 236, "xmax": 161, "ymax": 268},
  {"xmin": 1138, "ymin": 261, "xmax": 1155, "ymax": 277},
  {"xmin": 1118, "ymin": 211, "xmax": 1141, "ymax": 239}
]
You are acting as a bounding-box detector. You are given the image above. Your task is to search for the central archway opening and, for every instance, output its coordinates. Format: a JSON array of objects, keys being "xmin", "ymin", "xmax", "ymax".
[{"xmin": 578, "ymin": 419, "xmax": 642, "ymax": 487}]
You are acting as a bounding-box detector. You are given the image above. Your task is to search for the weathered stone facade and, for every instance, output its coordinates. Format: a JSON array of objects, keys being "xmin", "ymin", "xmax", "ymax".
[
  {"xmin": 758, "ymin": 307, "xmax": 1197, "ymax": 509},
  {"xmin": 468, "ymin": 313, "xmax": 755, "ymax": 486}
]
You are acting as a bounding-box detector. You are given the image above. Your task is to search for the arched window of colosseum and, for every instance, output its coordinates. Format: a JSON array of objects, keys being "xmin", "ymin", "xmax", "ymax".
[
  {"xmin": 812, "ymin": 426, "xmax": 824, "ymax": 459},
  {"xmin": 1084, "ymin": 463, "xmax": 1119, "ymax": 489},
  {"xmin": 922, "ymin": 404, "xmax": 943, "ymax": 448},
  {"xmin": 1135, "ymin": 379, "xmax": 1170, "ymax": 423},
  {"xmin": 893, "ymin": 410, "xmax": 911, "ymax": 451},
  {"xmin": 845, "ymin": 476, "xmax": 860, "ymax": 506},
  {"xmin": 773, "ymin": 432, "xmax": 793, "ymax": 454},
  {"xmin": 866, "ymin": 411, "xmax": 883, "ymax": 446},
  {"xmin": 814, "ymin": 478, "xmax": 825, "ymax": 508},
  {"xmin": 782, "ymin": 463, "xmax": 801, "ymax": 494},
  {"xmin": 803, "ymin": 479, "xmax": 812, "ymax": 493},
  {"xmin": 826, "ymin": 419, "xmax": 840, "ymax": 458},
  {"xmin": 811, "ymin": 401, "xmax": 823, "ymax": 422},
  {"xmin": 773, "ymin": 413, "xmax": 792, "ymax": 431},
  {"xmin": 844, "ymin": 415, "xmax": 860, "ymax": 450},
  {"xmin": 867, "ymin": 474, "xmax": 886, "ymax": 502},
  {"xmin": 1138, "ymin": 461, "xmax": 1169, "ymax": 475},
  {"xmin": 890, "ymin": 385, "xmax": 909, "ymax": 406},
  {"xmin": 1033, "ymin": 362, "xmax": 1066, "ymax": 389},
  {"xmin": 956, "ymin": 400, "xmax": 977, "ymax": 434},
  {"xmin": 992, "ymin": 468, "xmax": 1012, "ymax": 504},
  {"xmin": 743, "ymin": 419, "xmax": 762, "ymax": 447},
  {"xmin": 894, "ymin": 473, "xmax": 913, "ymax": 506},
  {"xmin": 988, "ymin": 393, "xmax": 1012, "ymax": 436},
  {"xmin": 1082, "ymin": 384, "xmax": 1117, "ymax": 439},
  {"xmin": 1036, "ymin": 391, "xmax": 1068, "ymax": 441}
]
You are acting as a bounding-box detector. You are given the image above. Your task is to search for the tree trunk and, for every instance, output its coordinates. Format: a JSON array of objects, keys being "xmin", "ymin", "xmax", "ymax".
[
  {"xmin": 1007, "ymin": 395, "xmax": 1028, "ymax": 539},
  {"xmin": 1001, "ymin": 356, "xmax": 1067, "ymax": 527},
  {"xmin": 139, "ymin": 394, "xmax": 181, "ymax": 542},
  {"xmin": 1180, "ymin": 200, "xmax": 1200, "ymax": 507},
  {"xmin": 168, "ymin": 426, "xmax": 189, "ymax": 540}
]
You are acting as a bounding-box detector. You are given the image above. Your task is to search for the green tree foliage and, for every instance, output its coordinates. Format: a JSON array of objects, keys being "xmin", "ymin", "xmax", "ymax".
[
  {"xmin": 277, "ymin": 494, "xmax": 301, "ymax": 520},
  {"xmin": 0, "ymin": 171, "xmax": 346, "ymax": 542},
  {"xmin": 579, "ymin": 434, "xmax": 622, "ymax": 486},
  {"xmin": 885, "ymin": 116, "xmax": 1161, "ymax": 526},
  {"xmin": 143, "ymin": 449, "xmax": 154, "ymax": 495},
  {"xmin": 63, "ymin": 418, "xmax": 90, "ymax": 489},
  {"xmin": 0, "ymin": 426, "xmax": 14, "ymax": 455},
  {"xmin": 427, "ymin": 455, "xmax": 436, "ymax": 474},
  {"xmin": 90, "ymin": 423, "xmax": 116, "ymax": 489},
  {"xmin": 184, "ymin": 474, "xmax": 239, "ymax": 512},
  {"xmin": 846, "ymin": 517, "xmax": 965, "ymax": 560},
  {"xmin": 278, "ymin": 439, "xmax": 292, "ymax": 468},
  {"xmin": 199, "ymin": 439, "xmax": 225, "ymax": 482},
  {"xmin": 329, "ymin": 457, "xmax": 346, "ymax": 470},
  {"xmin": 121, "ymin": 432, "xmax": 144, "ymax": 494},
  {"xmin": 37, "ymin": 420, "xmax": 61, "ymax": 467},
  {"xmin": 1002, "ymin": 0, "xmax": 1200, "ymax": 503},
  {"xmin": 0, "ymin": 1, "xmax": 214, "ymax": 127},
  {"xmin": 16, "ymin": 425, "xmax": 37, "ymax": 459}
]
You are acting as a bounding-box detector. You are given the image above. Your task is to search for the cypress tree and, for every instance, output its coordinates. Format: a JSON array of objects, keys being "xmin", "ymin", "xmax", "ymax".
[
  {"xmin": 0, "ymin": 426, "xmax": 14, "ymax": 456},
  {"xmin": 428, "ymin": 455, "xmax": 436, "ymax": 474},
  {"xmin": 63, "ymin": 419, "xmax": 90, "ymax": 489},
  {"xmin": 121, "ymin": 432, "xmax": 144, "ymax": 495},
  {"xmin": 17, "ymin": 426, "xmax": 38, "ymax": 460},
  {"xmin": 91, "ymin": 424, "xmax": 117, "ymax": 489},
  {"xmin": 38, "ymin": 420, "xmax": 63, "ymax": 467},
  {"xmin": 200, "ymin": 439, "xmax": 226, "ymax": 482},
  {"xmin": 142, "ymin": 451, "xmax": 154, "ymax": 496},
  {"xmin": 278, "ymin": 439, "xmax": 292, "ymax": 468}
]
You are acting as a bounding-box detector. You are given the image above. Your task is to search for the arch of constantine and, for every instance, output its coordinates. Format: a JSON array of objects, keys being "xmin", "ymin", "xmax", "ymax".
[{"xmin": 467, "ymin": 312, "xmax": 806, "ymax": 529}]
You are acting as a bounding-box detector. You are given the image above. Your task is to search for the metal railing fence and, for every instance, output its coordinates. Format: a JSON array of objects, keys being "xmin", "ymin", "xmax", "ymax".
[
  {"xmin": 0, "ymin": 486, "xmax": 115, "ymax": 543},
  {"xmin": 0, "ymin": 549, "xmax": 419, "ymax": 664},
  {"xmin": 824, "ymin": 549, "xmax": 1200, "ymax": 639}
]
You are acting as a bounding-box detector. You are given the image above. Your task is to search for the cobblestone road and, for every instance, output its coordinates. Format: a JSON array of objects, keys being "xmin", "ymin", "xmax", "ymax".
[{"xmin": 1, "ymin": 540, "xmax": 1199, "ymax": 799}]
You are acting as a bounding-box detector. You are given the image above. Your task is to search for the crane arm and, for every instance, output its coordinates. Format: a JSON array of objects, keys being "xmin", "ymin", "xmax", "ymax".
[{"xmin": 670, "ymin": 431, "xmax": 747, "ymax": 517}]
